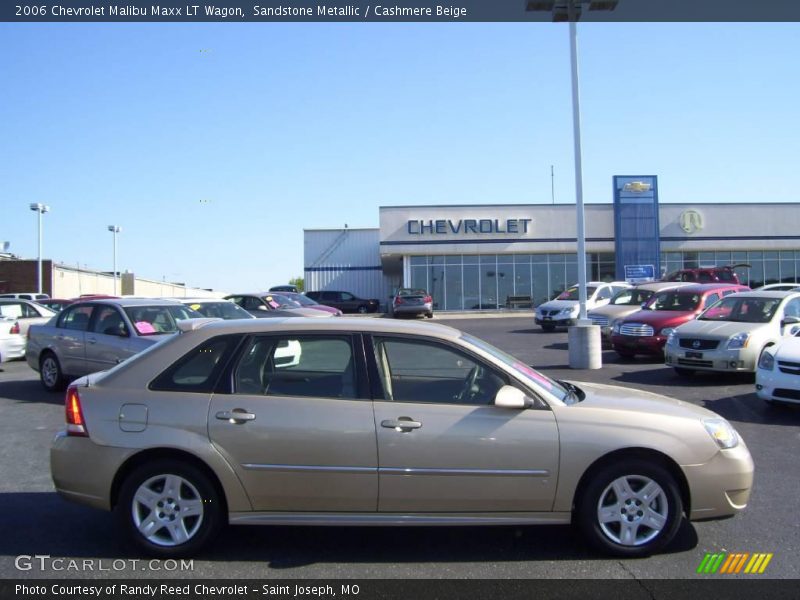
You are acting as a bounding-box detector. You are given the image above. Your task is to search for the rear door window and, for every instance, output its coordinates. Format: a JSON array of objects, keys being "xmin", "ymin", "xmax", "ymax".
[
  {"xmin": 150, "ymin": 336, "xmax": 240, "ymax": 393},
  {"xmin": 59, "ymin": 305, "xmax": 94, "ymax": 331}
]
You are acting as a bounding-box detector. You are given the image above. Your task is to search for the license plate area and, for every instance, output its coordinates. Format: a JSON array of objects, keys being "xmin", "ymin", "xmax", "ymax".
[{"xmin": 686, "ymin": 351, "xmax": 703, "ymax": 359}]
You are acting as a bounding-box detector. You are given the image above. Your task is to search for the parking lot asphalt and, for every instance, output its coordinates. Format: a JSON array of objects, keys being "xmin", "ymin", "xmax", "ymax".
[{"xmin": 0, "ymin": 316, "xmax": 798, "ymax": 580}]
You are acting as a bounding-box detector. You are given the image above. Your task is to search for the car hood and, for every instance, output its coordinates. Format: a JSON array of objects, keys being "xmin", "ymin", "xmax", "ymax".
[
  {"xmin": 569, "ymin": 381, "xmax": 717, "ymax": 419},
  {"xmin": 589, "ymin": 305, "xmax": 641, "ymax": 319},
  {"xmin": 773, "ymin": 337, "xmax": 800, "ymax": 361},
  {"xmin": 676, "ymin": 319, "xmax": 768, "ymax": 338},
  {"xmin": 283, "ymin": 307, "xmax": 332, "ymax": 318},
  {"xmin": 538, "ymin": 300, "xmax": 578, "ymax": 312},
  {"xmin": 620, "ymin": 309, "xmax": 699, "ymax": 328},
  {"xmin": 307, "ymin": 305, "xmax": 341, "ymax": 315}
]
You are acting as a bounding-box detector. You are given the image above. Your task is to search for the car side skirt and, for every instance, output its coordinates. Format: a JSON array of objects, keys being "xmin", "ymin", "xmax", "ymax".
[{"xmin": 229, "ymin": 512, "xmax": 572, "ymax": 526}]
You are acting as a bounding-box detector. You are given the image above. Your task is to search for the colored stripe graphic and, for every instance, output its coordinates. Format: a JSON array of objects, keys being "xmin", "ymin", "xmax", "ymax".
[{"xmin": 697, "ymin": 552, "xmax": 772, "ymax": 574}]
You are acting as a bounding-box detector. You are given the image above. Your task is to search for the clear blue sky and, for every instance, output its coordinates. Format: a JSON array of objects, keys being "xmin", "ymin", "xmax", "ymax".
[{"xmin": 1, "ymin": 22, "xmax": 797, "ymax": 292}]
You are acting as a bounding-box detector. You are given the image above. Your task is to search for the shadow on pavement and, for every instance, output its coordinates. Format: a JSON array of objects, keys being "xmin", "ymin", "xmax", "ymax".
[
  {"xmin": 0, "ymin": 492, "xmax": 698, "ymax": 566},
  {"xmin": 0, "ymin": 379, "xmax": 62, "ymax": 405}
]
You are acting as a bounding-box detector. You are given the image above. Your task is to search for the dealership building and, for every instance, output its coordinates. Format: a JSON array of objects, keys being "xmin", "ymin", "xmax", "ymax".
[{"xmin": 304, "ymin": 177, "xmax": 800, "ymax": 311}]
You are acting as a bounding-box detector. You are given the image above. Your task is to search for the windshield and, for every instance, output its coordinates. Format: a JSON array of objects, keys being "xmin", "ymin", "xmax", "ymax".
[
  {"xmin": 460, "ymin": 332, "xmax": 570, "ymax": 403},
  {"xmin": 187, "ymin": 301, "xmax": 252, "ymax": 320},
  {"xmin": 397, "ymin": 288, "xmax": 427, "ymax": 297},
  {"xmin": 557, "ymin": 286, "xmax": 597, "ymax": 301},
  {"xmin": 263, "ymin": 294, "xmax": 302, "ymax": 309},
  {"xmin": 610, "ymin": 288, "xmax": 654, "ymax": 306},
  {"xmin": 289, "ymin": 294, "xmax": 318, "ymax": 307},
  {"xmin": 645, "ymin": 291, "xmax": 701, "ymax": 312},
  {"xmin": 699, "ymin": 296, "xmax": 781, "ymax": 323},
  {"xmin": 124, "ymin": 304, "xmax": 199, "ymax": 336}
]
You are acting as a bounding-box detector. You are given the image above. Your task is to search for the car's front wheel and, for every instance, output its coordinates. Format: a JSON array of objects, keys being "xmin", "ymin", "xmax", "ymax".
[
  {"xmin": 357, "ymin": 305, "xmax": 368, "ymax": 314},
  {"xmin": 577, "ymin": 459, "xmax": 682, "ymax": 557},
  {"xmin": 116, "ymin": 460, "xmax": 223, "ymax": 557},
  {"xmin": 40, "ymin": 353, "xmax": 65, "ymax": 392}
]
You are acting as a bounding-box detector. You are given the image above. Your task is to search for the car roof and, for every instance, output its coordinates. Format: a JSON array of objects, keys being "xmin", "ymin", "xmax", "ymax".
[
  {"xmin": 181, "ymin": 316, "xmax": 462, "ymax": 339},
  {"xmin": 724, "ymin": 291, "xmax": 800, "ymax": 299},
  {"xmin": 662, "ymin": 283, "xmax": 747, "ymax": 293},
  {"xmin": 69, "ymin": 298, "xmax": 186, "ymax": 308},
  {"xmin": 178, "ymin": 298, "xmax": 232, "ymax": 303},
  {"xmin": 635, "ymin": 281, "xmax": 693, "ymax": 291}
]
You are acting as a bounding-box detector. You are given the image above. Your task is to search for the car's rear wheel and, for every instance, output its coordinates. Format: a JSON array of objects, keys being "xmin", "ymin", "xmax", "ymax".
[
  {"xmin": 116, "ymin": 460, "xmax": 223, "ymax": 557},
  {"xmin": 673, "ymin": 367, "xmax": 695, "ymax": 377},
  {"xmin": 426, "ymin": 312, "xmax": 434, "ymax": 319},
  {"xmin": 357, "ymin": 305, "xmax": 368, "ymax": 314},
  {"xmin": 40, "ymin": 353, "xmax": 65, "ymax": 392},
  {"xmin": 577, "ymin": 459, "xmax": 682, "ymax": 557}
]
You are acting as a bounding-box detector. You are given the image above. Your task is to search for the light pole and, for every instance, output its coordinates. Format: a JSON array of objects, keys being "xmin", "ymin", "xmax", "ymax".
[
  {"xmin": 526, "ymin": 0, "xmax": 618, "ymax": 368},
  {"xmin": 29, "ymin": 203, "xmax": 50, "ymax": 295},
  {"xmin": 108, "ymin": 225, "xmax": 121, "ymax": 295}
]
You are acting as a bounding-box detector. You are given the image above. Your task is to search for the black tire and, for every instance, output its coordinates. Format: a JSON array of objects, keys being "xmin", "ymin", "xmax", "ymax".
[
  {"xmin": 426, "ymin": 312, "xmax": 434, "ymax": 319},
  {"xmin": 673, "ymin": 367, "xmax": 695, "ymax": 377},
  {"xmin": 357, "ymin": 305, "xmax": 368, "ymax": 314},
  {"xmin": 577, "ymin": 459, "xmax": 683, "ymax": 557},
  {"xmin": 115, "ymin": 459, "xmax": 223, "ymax": 558},
  {"xmin": 39, "ymin": 353, "xmax": 66, "ymax": 392}
]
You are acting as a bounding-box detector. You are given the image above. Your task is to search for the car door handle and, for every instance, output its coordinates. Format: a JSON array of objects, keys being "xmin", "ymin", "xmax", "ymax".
[
  {"xmin": 381, "ymin": 418, "xmax": 422, "ymax": 431},
  {"xmin": 216, "ymin": 409, "xmax": 256, "ymax": 423}
]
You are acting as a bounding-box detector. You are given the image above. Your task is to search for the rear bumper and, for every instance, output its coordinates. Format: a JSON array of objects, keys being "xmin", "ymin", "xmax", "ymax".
[
  {"xmin": 0, "ymin": 338, "xmax": 25, "ymax": 362},
  {"xmin": 682, "ymin": 442, "xmax": 754, "ymax": 521},
  {"xmin": 51, "ymin": 432, "xmax": 134, "ymax": 511},
  {"xmin": 393, "ymin": 304, "xmax": 433, "ymax": 316}
]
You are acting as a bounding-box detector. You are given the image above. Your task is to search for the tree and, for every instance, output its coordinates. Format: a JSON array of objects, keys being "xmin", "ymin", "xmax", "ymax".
[{"xmin": 289, "ymin": 276, "xmax": 304, "ymax": 292}]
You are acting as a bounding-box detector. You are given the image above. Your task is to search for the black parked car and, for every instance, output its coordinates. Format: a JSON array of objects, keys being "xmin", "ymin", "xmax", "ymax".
[{"xmin": 305, "ymin": 290, "xmax": 380, "ymax": 314}]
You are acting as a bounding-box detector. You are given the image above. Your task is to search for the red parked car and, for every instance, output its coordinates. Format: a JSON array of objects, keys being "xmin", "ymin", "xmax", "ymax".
[{"xmin": 611, "ymin": 283, "xmax": 750, "ymax": 358}]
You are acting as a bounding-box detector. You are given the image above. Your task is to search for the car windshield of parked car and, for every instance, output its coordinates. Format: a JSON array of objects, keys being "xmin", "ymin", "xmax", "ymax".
[
  {"xmin": 124, "ymin": 305, "xmax": 199, "ymax": 335},
  {"xmin": 557, "ymin": 286, "xmax": 597, "ymax": 301},
  {"xmin": 461, "ymin": 333, "xmax": 570, "ymax": 403},
  {"xmin": 266, "ymin": 294, "xmax": 302, "ymax": 308},
  {"xmin": 645, "ymin": 291, "xmax": 701, "ymax": 312},
  {"xmin": 610, "ymin": 288, "xmax": 654, "ymax": 306},
  {"xmin": 285, "ymin": 294, "xmax": 319, "ymax": 307},
  {"xmin": 397, "ymin": 288, "xmax": 427, "ymax": 297},
  {"xmin": 188, "ymin": 301, "xmax": 252, "ymax": 320},
  {"xmin": 699, "ymin": 297, "xmax": 782, "ymax": 323}
]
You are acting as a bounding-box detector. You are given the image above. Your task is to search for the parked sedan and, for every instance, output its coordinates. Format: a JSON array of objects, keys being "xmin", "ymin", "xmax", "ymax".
[
  {"xmin": 0, "ymin": 317, "xmax": 25, "ymax": 363},
  {"xmin": 225, "ymin": 293, "xmax": 331, "ymax": 318},
  {"xmin": 51, "ymin": 318, "xmax": 752, "ymax": 558},
  {"xmin": 26, "ymin": 298, "xmax": 201, "ymax": 391},
  {"xmin": 535, "ymin": 282, "xmax": 631, "ymax": 331},
  {"xmin": 178, "ymin": 298, "xmax": 255, "ymax": 320},
  {"xmin": 0, "ymin": 298, "xmax": 57, "ymax": 338},
  {"xmin": 664, "ymin": 291, "xmax": 800, "ymax": 376},
  {"xmin": 305, "ymin": 290, "xmax": 380, "ymax": 314},
  {"xmin": 756, "ymin": 331, "xmax": 800, "ymax": 405},
  {"xmin": 391, "ymin": 288, "xmax": 434, "ymax": 318},
  {"xmin": 269, "ymin": 292, "xmax": 343, "ymax": 316}
]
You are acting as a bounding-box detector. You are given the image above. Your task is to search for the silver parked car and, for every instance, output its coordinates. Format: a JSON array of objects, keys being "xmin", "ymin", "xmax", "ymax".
[
  {"xmin": 664, "ymin": 291, "xmax": 800, "ymax": 376},
  {"xmin": 26, "ymin": 298, "xmax": 201, "ymax": 391},
  {"xmin": 51, "ymin": 318, "xmax": 752, "ymax": 558}
]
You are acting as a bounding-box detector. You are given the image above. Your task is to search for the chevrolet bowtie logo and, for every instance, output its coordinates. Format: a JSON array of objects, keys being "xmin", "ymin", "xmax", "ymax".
[{"xmin": 623, "ymin": 181, "xmax": 652, "ymax": 193}]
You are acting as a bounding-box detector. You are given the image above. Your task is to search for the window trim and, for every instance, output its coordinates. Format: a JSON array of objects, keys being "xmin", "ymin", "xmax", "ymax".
[{"xmin": 149, "ymin": 334, "xmax": 245, "ymax": 394}]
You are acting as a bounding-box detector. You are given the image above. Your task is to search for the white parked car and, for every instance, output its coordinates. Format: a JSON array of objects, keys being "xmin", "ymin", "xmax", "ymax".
[
  {"xmin": 0, "ymin": 317, "xmax": 25, "ymax": 363},
  {"xmin": 535, "ymin": 282, "xmax": 631, "ymax": 331},
  {"xmin": 664, "ymin": 291, "xmax": 800, "ymax": 376},
  {"xmin": 756, "ymin": 332, "xmax": 800, "ymax": 405}
]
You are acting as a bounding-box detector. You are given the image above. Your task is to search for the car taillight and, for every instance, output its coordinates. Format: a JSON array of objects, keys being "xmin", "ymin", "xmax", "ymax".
[
  {"xmin": 65, "ymin": 386, "xmax": 88, "ymax": 437},
  {"xmin": 424, "ymin": 296, "xmax": 432, "ymax": 303},
  {"xmin": 395, "ymin": 297, "xmax": 404, "ymax": 305},
  {"xmin": 10, "ymin": 322, "xmax": 20, "ymax": 335}
]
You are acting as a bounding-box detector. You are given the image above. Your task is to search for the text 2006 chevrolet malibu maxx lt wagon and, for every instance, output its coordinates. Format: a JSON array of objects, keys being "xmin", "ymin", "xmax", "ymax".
[{"xmin": 51, "ymin": 318, "xmax": 753, "ymax": 557}]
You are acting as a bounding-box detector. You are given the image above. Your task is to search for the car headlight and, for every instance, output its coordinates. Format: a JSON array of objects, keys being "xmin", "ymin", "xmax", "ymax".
[
  {"xmin": 661, "ymin": 328, "xmax": 676, "ymax": 344},
  {"xmin": 560, "ymin": 307, "xmax": 574, "ymax": 316},
  {"xmin": 702, "ymin": 418, "xmax": 739, "ymax": 449},
  {"xmin": 727, "ymin": 332, "xmax": 750, "ymax": 349},
  {"xmin": 758, "ymin": 350, "xmax": 775, "ymax": 371}
]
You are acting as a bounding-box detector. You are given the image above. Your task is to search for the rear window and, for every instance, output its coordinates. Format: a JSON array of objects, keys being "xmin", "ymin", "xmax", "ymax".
[{"xmin": 150, "ymin": 335, "xmax": 240, "ymax": 393}]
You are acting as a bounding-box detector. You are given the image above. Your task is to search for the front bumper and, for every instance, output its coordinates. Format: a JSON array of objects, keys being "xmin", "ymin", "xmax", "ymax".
[
  {"xmin": 756, "ymin": 367, "xmax": 800, "ymax": 404},
  {"xmin": 682, "ymin": 441, "xmax": 754, "ymax": 521},
  {"xmin": 536, "ymin": 316, "xmax": 576, "ymax": 327},
  {"xmin": 611, "ymin": 334, "xmax": 667, "ymax": 355},
  {"xmin": 664, "ymin": 344, "xmax": 758, "ymax": 373}
]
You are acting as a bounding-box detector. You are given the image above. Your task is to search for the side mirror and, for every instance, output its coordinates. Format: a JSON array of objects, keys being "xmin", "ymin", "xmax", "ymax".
[{"xmin": 494, "ymin": 385, "xmax": 534, "ymax": 409}]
